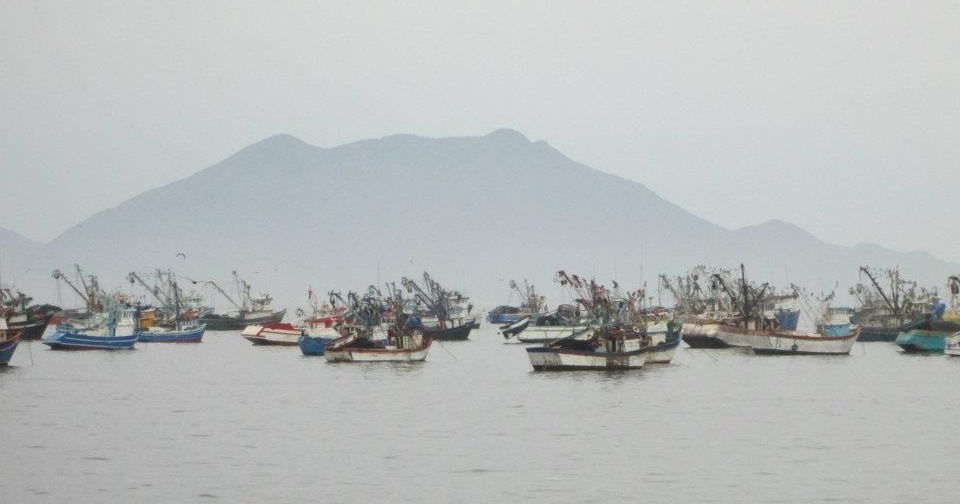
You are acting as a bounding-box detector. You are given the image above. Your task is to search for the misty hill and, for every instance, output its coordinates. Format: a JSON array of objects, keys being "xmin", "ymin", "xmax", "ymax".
[
  {"xmin": 4, "ymin": 130, "xmax": 958, "ymax": 311},
  {"xmin": 0, "ymin": 227, "xmax": 40, "ymax": 285}
]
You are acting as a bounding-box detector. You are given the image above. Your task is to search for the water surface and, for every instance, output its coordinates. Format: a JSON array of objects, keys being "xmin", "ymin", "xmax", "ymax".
[{"xmin": 2, "ymin": 327, "xmax": 958, "ymax": 503}]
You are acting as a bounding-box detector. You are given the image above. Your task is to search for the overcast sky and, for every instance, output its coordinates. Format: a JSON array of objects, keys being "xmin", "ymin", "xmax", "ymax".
[{"xmin": 2, "ymin": 1, "xmax": 958, "ymax": 262}]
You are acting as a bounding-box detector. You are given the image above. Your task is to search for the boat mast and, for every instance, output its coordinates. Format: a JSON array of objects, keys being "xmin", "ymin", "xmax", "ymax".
[
  {"xmin": 127, "ymin": 271, "xmax": 171, "ymax": 308},
  {"xmin": 858, "ymin": 266, "xmax": 901, "ymax": 322},
  {"xmin": 201, "ymin": 278, "xmax": 244, "ymax": 313}
]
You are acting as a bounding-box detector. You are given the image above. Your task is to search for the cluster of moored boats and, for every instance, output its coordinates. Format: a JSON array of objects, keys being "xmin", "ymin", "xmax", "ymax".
[{"xmin": 3, "ymin": 264, "xmax": 960, "ymax": 368}]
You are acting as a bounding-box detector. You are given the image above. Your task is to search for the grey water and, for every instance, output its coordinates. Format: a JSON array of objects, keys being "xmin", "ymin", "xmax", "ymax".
[{"xmin": 2, "ymin": 326, "xmax": 959, "ymax": 504}]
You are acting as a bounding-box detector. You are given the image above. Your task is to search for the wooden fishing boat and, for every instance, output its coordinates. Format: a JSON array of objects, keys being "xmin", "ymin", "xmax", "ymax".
[
  {"xmin": 749, "ymin": 326, "xmax": 861, "ymax": 355},
  {"xmin": 526, "ymin": 328, "xmax": 648, "ymax": 370},
  {"xmin": 499, "ymin": 316, "xmax": 530, "ymax": 340},
  {"xmin": 324, "ymin": 325, "xmax": 431, "ymax": 362},
  {"xmin": 0, "ymin": 319, "xmax": 21, "ymax": 365}
]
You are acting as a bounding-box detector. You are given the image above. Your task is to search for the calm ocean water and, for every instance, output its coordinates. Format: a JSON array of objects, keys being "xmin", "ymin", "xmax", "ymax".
[{"xmin": 2, "ymin": 325, "xmax": 959, "ymax": 503}]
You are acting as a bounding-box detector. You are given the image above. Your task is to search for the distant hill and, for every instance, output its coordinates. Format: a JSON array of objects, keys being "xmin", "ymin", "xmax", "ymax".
[
  {"xmin": 0, "ymin": 227, "xmax": 41, "ymax": 287},
  {"xmin": 4, "ymin": 130, "xmax": 958, "ymax": 311}
]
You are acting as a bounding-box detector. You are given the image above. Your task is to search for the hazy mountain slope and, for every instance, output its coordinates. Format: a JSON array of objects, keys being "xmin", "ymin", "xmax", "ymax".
[
  {"xmin": 0, "ymin": 227, "xmax": 41, "ymax": 288},
  {"xmin": 6, "ymin": 130, "xmax": 958, "ymax": 309}
]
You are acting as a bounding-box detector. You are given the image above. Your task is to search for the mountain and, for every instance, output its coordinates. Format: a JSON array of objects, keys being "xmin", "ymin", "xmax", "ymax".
[
  {"xmin": 0, "ymin": 227, "xmax": 41, "ymax": 287},
  {"xmin": 4, "ymin": 130, "xmax": 958, "ymax": 311}
]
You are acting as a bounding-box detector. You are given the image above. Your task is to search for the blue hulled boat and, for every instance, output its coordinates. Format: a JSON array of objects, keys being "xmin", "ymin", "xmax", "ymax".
[
  {"xmin": 43, "ymin": 307, "xmax": 139, "ymax": 350},
  {"xmin": 298, "ymin": 333, "xmax": 337, "ymax": 356},
  {"xmin": 138, "ymin": 323, "xmax": 206, "ymax": 343},
  {"xmin": 895, "ymin": 304, "xmax": 960, "ymax": 353},
  {"xmin": 1, "ymin": 320, "xmax": 21, "ymax": 365}
]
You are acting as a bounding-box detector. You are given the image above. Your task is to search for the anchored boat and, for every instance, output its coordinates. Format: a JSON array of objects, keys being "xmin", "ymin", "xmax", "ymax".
[
  {"xmin": 1, "ymin": 289, "xmax": 52, "ymax": 340},
  {"xmin": 749, "ymin": 326, "xmax": 861, "ymax": 355},
  {"xmin": 138, "ymin": 322, "xmax": 205, "ymax": 343},
  {"xmin": 894, "ymin": 307, "xmax": 960, "ymax": 353},
  {"xmin": 498, "ymin": 316, "xmax": 530, "ymax": 340},
  {"xmin": 527, "ymin": 327, "xmax": 648, "ymax": 370},
  {"xmin": 0, "ymin": 319, "xmax": 21, "ymax": 365},
  {"xmin": 646, "ymin": 321, "xmax": 682, "ymax": 364},
  {"xmin": 197, "ymin": 271, "xmax": 286, "ymax": 330},
  {"xmin": 43, "ymin": 305, "xmax": 139, "ymax": 350},
  {"xmin": 324, "ymin": 313, "xmax": 431, "ymax": 363}
]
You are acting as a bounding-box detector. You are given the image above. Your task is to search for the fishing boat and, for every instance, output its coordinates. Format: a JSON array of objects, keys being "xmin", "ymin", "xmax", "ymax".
[
  {"xmin": 422, "ymin": 317, "xmax": 475, "ymax": 341},
  {"xmin": 43, "ymin": 305, "xmax": 139, "ymax": 350},
  {"xmin": 133, "ymin": 273, "xmax": 207, "ymax": 343},
  {"xmin": 486, "ymin": 279, "xmax": 549, "ymax": 324},
  {"xmin": 241, "ymin": 322, "xmax": 308, "ymax": 346},
  {"xmin": 945, "ymin": 332, "xmax": 960, "ymax": 357},
  {"xmin": 646, "ymin": 321, "xmax": 682, "ymax": 364},
  {"xmin": 498, "ymin": 316, "xmax": 530, "ymax": 339},
  {"xmin": 0, "ymin": 319, "xmax": 21, "ymax": 365},
  {"xmin": 324, "ymin": 313, "xmax": 431, "ymax": 363},
  {"xmin": 851, "ymin": 266, "xmax": 935, "ymax": 341},
  {"xmin": 515, "ymin": 321, "xmax": 591, "ymax": 343},
  {"xmin": 819, "ymin": 307, "xmax": 853, "ymax": 337},
  {"xmin": 512, "ymin": 303, "xmax": 590, "ymax": 343},
  {"xmin": 398, "ymin": 273, "xmax": 475, "ymax": 341},
  {"xmin": 196, "ymin": 271, "xmax": 286, "ymax": 330},
  {"xmin": 138, "ymin": 322, "xmax": 206, "ymax": 343},
  {"xmin": 527, "ymin": 327, "xmax": 648, "ymax": 370},
  {"xmin": 749, "ymin": 326, "xmax": 861, "ymax": 355},
  {"xmin": 298, "ymin": 329, "xmax": 340, "ymax": 356},
  {"xmin": 894, "ymin": 303, "xmax": 960, "ymax": 353},
  {"xmin": 1, "ymin": 288, "xmax": 52, "ymax": 340},
  {"xmin": 683, "ymin": 265, "xmax": 784, "ymax": 348}
]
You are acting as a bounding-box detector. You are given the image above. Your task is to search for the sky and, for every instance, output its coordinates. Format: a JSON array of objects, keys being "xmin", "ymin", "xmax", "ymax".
[{"xmin": 2, "ymin": 1, "xmax": 958, "ymax": 262}]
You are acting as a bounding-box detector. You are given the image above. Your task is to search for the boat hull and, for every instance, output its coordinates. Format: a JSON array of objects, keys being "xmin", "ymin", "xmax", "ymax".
[
  {"xmin": 1, "ymin": 331, "xmax": 21, "ymax": 365},
  {"xmin": 894, "ymin": 317, "xmax": 960, "ymax": 353},
  {"xmin": 895, "ymin": 329, "xmax": 949, "ymax": 353},
  {"xmin": 137, "ymin": 324, "xmax": 206, "ymax": 343},
  {"xmin": 240, "ymin": 323, "xmax": 302, "ymax": 346},
  {"xmin": 200, "ymin": 310, "xmax": 286, "ymax": 331},
  {"xmin": 324, "ymin": 339, "xmax": 432, "ymax": 362},
  {"xmin": 750, "ymin": 328, "xmax": 860, "ymax": 355},
  {"xmin": 499, "ymin": 317, "xmax": 530, "ymax": 339},
  {"xmin": 422, "ymin": 319, "xmax": 474, "ymax": 341},
  {"xmin": 7, "ymin": 313, "xmax": 52, "ymax": 340},
  {"xmin": 526, "ymin": 346, "xmax": 647, "ymax": 370},
  {"xmin": 42, "ymin": 331, "xmax": 138, "ymax": 350},
  {"xmin": 298, "ymin": 333, "xmax": 338, "ymax": 356},
  {"xmin": 646, "ymin": 326, "xmax": 681, "ymax": 364}
]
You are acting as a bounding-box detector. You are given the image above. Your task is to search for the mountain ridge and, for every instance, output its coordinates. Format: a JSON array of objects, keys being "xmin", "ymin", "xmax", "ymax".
[{"xmin": 2, "ymin": 130, "xmax": 957, "ymax": 308}]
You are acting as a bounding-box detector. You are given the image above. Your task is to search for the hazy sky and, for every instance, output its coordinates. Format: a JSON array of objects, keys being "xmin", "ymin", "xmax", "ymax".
[{"xmin": 2, "ymin": 1, "xmax": 958, "ymax": 262}]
